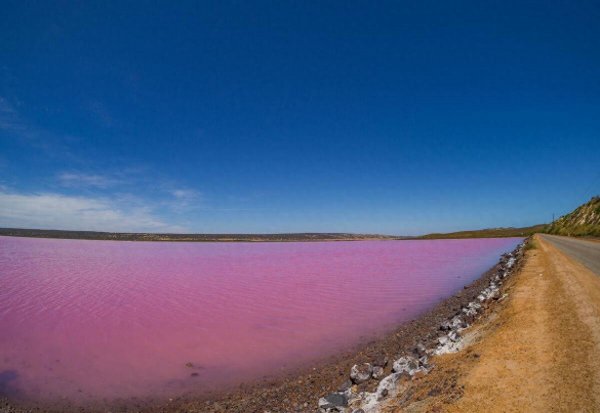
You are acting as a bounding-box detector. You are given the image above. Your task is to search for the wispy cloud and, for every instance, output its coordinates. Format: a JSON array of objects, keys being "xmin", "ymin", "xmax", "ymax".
[
  {"xmin": 0, "ymin": 96, "xmax": 78, "ymax": 159},
  {"xmin": 167, "ymin": 188, "xmax": 202, "ymax": 212},
  {"xmin": 0, "ymin": 97, "xmax": 29, "ymax": 136},
  {"xmin": 58, "ymin": 172, "xmax": 121, "ymax": 189},
  {"xmin": 170, "ymin": 188, "xmax": 200, "ymax": 200},
  {"xmin": 0, "ymin": 189, "xmax": 188, "ymax": 233}
]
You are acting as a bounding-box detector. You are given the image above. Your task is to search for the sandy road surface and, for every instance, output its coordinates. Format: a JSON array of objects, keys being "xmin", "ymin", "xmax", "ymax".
[{"xmin": 389, "ymin": 235, "xmax": 600, "ymax": 412}]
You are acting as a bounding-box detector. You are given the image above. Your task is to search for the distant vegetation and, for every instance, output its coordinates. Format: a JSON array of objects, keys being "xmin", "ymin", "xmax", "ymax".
[
  {"xmin": 418, "ymin": 225, "xmax": 545, "ymax": 240},
  {"xmin": 0, "ymin": 225, "xmax": 548, "ymax": 242},
  {"xmin": 544, "ymin": 196, "xmax": 600, "ymax": 237},
  {"xmin": 9, "ymin": 198, "xmax": 600, "ymax": 242},
  {"xmin": 0, "ymin": 228, "xmax": 401, "ymax": 242}
]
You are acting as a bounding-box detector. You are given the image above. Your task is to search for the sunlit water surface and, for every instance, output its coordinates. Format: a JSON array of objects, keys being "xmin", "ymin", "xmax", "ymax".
[{"xmin": 0, "ymin": 236, "xmax": 522, "ymax": 406}]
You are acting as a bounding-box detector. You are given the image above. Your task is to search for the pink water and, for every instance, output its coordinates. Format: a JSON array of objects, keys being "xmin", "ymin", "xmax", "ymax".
[{"xmin": 0, "ymin": 236, "xmax": 521, "ymax": 406}]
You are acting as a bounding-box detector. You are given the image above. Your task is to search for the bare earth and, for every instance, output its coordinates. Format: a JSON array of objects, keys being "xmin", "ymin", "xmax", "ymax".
[{"xmin": 388, "ymin": 234, "xmax": 600, "ymax": 412}]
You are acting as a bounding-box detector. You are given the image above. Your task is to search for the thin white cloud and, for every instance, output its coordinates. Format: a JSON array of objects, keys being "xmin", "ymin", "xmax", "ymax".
[
  {"xmin": 0, "ymin": 96, "xmax": 77, "ymax": 159},
  {"xmin": 170, "ymin": 188, "xmax": 200, "ymax": 200},
  {"xmin": 163, "ymin": 187, "xmax": 202, "ymax": 213},
  {"xmin": 0, "ymin": 190, "xmax": 188, "ymax": 233},
  {"xmin": 58, "ymin": 172, "xmax": 120, "ymax": 188}
]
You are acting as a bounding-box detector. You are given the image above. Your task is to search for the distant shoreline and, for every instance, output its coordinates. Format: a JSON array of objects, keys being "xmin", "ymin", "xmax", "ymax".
[
  {"xmin": 0, "ymin": 225, "xmax": 543, "ymax": 242},
  {"xmin": 0, "ymin": 228, "xmax": 403, "ymax": 242}
]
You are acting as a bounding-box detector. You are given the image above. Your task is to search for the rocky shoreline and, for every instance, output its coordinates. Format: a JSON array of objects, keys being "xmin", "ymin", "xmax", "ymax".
[
  {"xmin": 317, "ymin": 241, "xmax": 526, "ymax": 413},
  {"xmin": 1, "ymin": 240, "xmax": 527, "ymax": 413}
]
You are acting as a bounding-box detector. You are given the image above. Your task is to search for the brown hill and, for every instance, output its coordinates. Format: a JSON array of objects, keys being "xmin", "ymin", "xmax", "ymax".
[
  {"xmin": 418, "ymin": 224, "xmax": 545, "ymax": 239},
  {"xmin": 545, "ymin": 196, "xmax": 600, "ymax": 237}
]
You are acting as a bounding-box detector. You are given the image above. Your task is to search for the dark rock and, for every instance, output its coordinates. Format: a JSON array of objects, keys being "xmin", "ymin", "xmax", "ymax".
[
  {"xmin": 337, "ymin": 380, "xmax": 352, "ymax": 392},
  {"xmin": 350, "ymin": 363, "xmax": 373, "ymax": 384},
  {"xmin": 440, "ymin": 320, "xmax": 452, "ymax": 331},
  {"xmin": 318, "ymin": 392, "xmax": 348, "ymax": 408},
  {"xmin": 373, "ymin": 354, "xmax": 389, "ymax": 368},
  {"xmin": 413, "ymin": 342, "xmax": 427, "ymax": 357},
  {"xmin": 372, "ymin": 366, "xmax": 385, "ymax": 379}
]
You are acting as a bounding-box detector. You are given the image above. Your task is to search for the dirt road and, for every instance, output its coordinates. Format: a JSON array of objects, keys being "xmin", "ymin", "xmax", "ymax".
[{"xmin": 389, "ymin": 235, "xmax": 600, "ymax": 412}]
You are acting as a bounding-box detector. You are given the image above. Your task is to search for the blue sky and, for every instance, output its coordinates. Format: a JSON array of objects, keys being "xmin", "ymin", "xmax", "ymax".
[{"xmin": 1, "ymin": 1, "xmax": 599, "ymax": 234}]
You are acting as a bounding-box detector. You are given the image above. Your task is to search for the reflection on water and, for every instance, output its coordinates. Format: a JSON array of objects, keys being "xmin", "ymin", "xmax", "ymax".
[{"xmin": 0, "ymin": 369, "xmax": 19, "ymax": 396}]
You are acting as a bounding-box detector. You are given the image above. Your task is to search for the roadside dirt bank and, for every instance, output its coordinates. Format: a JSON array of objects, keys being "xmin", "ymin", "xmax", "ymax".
[
  {"xmin": 0, "ymin": 242, "xmax": 524, "ymax": 413},
  {"xmin": 385, "ymin": 234, "xmax": 600, "ymax": 412}
]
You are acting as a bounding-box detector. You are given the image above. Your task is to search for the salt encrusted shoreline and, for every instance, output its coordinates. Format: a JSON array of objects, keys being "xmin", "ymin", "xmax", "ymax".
[
  {"xmin": 1, "ymin": 239, "xmax": 527, "ymax": 413},
  {"xmin": 318, "ymin": 241, "xmax": 526, "ymax": 413}
]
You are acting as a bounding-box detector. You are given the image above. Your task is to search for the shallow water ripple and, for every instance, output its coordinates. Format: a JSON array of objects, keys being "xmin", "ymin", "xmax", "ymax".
[{"xmin": 0, "ymin": 236, "xmax": 522, "ymax": 406}]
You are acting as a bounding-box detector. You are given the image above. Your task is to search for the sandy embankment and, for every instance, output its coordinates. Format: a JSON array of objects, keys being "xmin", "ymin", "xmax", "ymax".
[{"xmin": 387, "ymin": 235, "xmax": 600, "ymax": 412}]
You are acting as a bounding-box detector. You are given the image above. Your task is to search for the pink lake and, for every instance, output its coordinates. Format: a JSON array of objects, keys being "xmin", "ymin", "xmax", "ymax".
[{"xmin": 0, "ymin": 236, "xmax": 522, "ymax": 407}]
